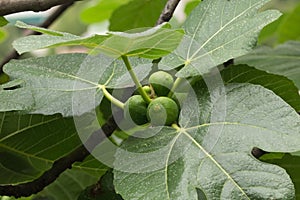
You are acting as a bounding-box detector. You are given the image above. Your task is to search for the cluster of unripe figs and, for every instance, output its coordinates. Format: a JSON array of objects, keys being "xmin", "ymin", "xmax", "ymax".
[{"xmin": 124, "ymin": 71, "xmax": 179, "ymax": 126}]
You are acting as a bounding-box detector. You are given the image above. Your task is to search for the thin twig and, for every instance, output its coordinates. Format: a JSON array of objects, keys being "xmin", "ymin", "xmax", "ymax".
[
  {"xmin": 0, "ymin": 2, "xmax": 75, "ymax": 74},
  {"xmin": 156, "ymin": 0, "xmax": 181, "ymax": 25},
  {"xmin": 0, "ymin": 115, "xmax": 118, "ymax": 198}
]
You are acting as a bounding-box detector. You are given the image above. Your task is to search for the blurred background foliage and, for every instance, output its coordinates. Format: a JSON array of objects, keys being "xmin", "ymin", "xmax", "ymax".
[{"xmin": 260, "ymin": 0, "xmax": 300, "ymax": 45}]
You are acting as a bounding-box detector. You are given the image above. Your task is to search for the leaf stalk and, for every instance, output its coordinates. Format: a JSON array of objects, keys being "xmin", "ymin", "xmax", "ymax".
[{"xmin": 102, "ymin": 86, "xmax": 125, "ymax": 109}]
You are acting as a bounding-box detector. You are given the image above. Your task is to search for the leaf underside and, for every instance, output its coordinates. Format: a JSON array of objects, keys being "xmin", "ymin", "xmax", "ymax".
[
  {"xmin": 159, "ymin": 0, "xmax": 281, "ymax": 77},
  {"xmin": 13, "ymin": 22, "xmax": 109, "ymax": 54},
  {"xmin": 114, "ymin": 83, "xmax": 300, "ymax": 200},
  {"xmin": 13, "ymin": 21, "xmax": 184, "ymax": 60},
  {"xmin": 263, "ymin": 154, "xmax": 300, "ymax": 199},
  {"xmin": 221, "ymin": 64, "xmax": 300, "ymax": 111},
  {"xmin": 236, "ymin": 41, "xmax": 300, "ymax": 90},
  {"xmin": 2, "ymin": 53, "xmax": 152, "ymax": 116}
]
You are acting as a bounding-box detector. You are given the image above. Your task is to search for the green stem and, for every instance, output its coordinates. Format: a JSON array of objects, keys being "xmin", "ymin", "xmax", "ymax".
[
  {"xmin": 172, "ymin": 123, "xmax": 181, "ymax": 131},
  {"xmin": 102, "ymin": 86, "xmax": 125, "ymax": 109},
  {"xmin": 121, "ymin": 55, "xmax": 151, "ymax": 104},
  {"xmin": 168, "ymin": 77, "xmax": 184, "ymax": 98}
]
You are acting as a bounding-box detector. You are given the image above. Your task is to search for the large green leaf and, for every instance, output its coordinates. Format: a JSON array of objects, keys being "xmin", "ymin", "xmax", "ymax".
[
  {"xmin": 0, "ymin": 88, "xmax": 33, "ymax": 112},
  {"xmin": 109, "ymin": 0, "xmax": 168, "ymax": 31},
  {"xmin": 0, "ymin": 76, "xmax": 33, "ymax": 112},
  {"xmin": 262, "ymin": 154, "xmax": 300, "ymax": 200},
  {"xmin": 13, "ymin": 21, "xmax": 183, "ymax": 60},
  {"xmin": 235, "ymin": 41, "xmax": 300, "ymax": 89},
  {"xmin": 13, "ymin": 21, "xmax": 108, "ymax": 54},
  {"xmin": 221, "ymin": 64, "xmax": 300, "ymax": 111},
  {"xmin": 2, "ymin": 54, "xmax": 152, "ymax": 116},
  {"xmin": 0, "ymin": 112, "xmax": 107, "ymax": 200},
  {"xmin": 0, "ymin": 112, "xmax": 106, "ymax": 185},
  {"xmin": 40, "ymin": 169, "xmax": 104, "ymax": 200},
  {"xmin": 98, "ymin": 24, "xmax": 184, "ymax": 59},
  {"xmin": 15, "ymin": 21, "xmax": 72, "ymax": 36},
  {"xmin": 159, "ymin": 0, "xmax": 281, "ymax": 77},
  {"xmin": 3, "ymin": 54, "xmax": 92, "ymax": 116},
  {"xmin": 77, "ymin": 170, "xmax": 122, "ymax": 200},
  {"xmin": 80, "ymin": 0, "xmax": 130, "ymax": 24},
  {"xmin": 114, "ymin": 83, "xmax": 300, "ymax": 199}
]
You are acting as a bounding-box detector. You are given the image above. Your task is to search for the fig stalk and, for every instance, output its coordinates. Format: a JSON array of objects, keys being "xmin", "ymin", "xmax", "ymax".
[
  {"xmin": 168, "ymin": 77, "xmax": 184, "ymax": 98},
  {"xmin": 121, "ymin": 55, "xmax": 151, "ymax": 104}
]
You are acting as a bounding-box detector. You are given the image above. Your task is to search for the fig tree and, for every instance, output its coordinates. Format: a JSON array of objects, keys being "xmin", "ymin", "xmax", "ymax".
[
  {"xmin": 147, "ymin": 97, "xmax": 179, "ymax": 126},
  {"xmin": 124, "ymin": 95, "xmax": 148, "ymax": 125},
  {"xmin": 149, "ymin": 71, "xmax": 173, "ymax": 96}
]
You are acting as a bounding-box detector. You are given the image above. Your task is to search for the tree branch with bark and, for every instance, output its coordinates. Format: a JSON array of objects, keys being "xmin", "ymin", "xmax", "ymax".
[
  {"xmin": 0, "ymin": 0, "xmax": 81, "ymax": 16},
  {"xmin": 156, "ymin": 0, "xmax": 181, "ymax": 25}
]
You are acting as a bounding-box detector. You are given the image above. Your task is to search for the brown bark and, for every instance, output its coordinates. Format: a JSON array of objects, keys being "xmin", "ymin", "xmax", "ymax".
[{"xmin": 0, "ymin": 0, "xmax": 80, "ymax": 16}]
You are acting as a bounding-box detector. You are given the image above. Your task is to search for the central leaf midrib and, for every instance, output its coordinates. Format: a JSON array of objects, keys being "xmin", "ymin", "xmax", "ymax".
[
  {"xmin": 188, "ymin": 0, "xmax": 262, "ymax": 61},
  {"xmin": 18, "ymin": 67, "xmax": 101, "ymax": 88},
  {"xmin": 180, "ymin": 128, "xmax": 250, "ymax": 199},
  {"xmin": 174, "ymin": 119, "xmax": 297, "ymax": 199},
  {"xmin": 164, "ymin": 131, "xmax": 183, "ymax": 200},
  {"xmin": 21, "ymin": 67, "xmax": 104, "ymax": 93},
  {"xmin": 190, "ymin": 23, "xmax": 266, "ymax": 63},
  {"xmin": 30, "ymin": 87, "xmax": 99, "ymax": 92}
]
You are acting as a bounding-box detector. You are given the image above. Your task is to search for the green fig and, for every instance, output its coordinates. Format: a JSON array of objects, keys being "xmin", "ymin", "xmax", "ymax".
[
  {"xmin": 147, "ymin": 97, "xmax": 179, "ymax": 126},
  {"xmin": 149, "ymin": 71, "xmax": 173, "ymax": 96},
  {"xmin": 124, "ymin": 95, "xmax": 148, "ymax": 125}
]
